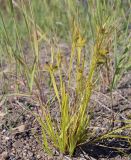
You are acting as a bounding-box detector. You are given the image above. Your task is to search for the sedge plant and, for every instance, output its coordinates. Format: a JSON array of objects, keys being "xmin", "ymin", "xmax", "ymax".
[{"xmin": 35, "ymin": 19, "xmax": 118, "ymax": 155}]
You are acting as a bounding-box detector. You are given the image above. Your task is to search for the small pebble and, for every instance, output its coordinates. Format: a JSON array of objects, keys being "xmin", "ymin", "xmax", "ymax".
[
  {"xmin": 22, "ymin": 149, "xmax": 27, "ymax": 157},
  {"xmin": 36, "ymin": 154, "xmax": 41, "ymax": 159},
  {"xmin": 28, "ymin": 150, "xmax": 33, "ymax": 157},
  {"xmin": 8, "ymin": 154, "xmax": 16, "ymax": 160}
]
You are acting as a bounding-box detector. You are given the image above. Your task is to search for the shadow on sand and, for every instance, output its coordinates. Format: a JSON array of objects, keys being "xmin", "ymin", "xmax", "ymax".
[{"xmin": 75, "ymin": 138, "xmax": 131, "ymax": 159}]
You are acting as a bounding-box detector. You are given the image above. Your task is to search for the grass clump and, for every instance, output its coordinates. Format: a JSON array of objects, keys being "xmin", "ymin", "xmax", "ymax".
[{"xmin": 35, "ymin": 19, "xmax": 119, "ymax": 155}]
